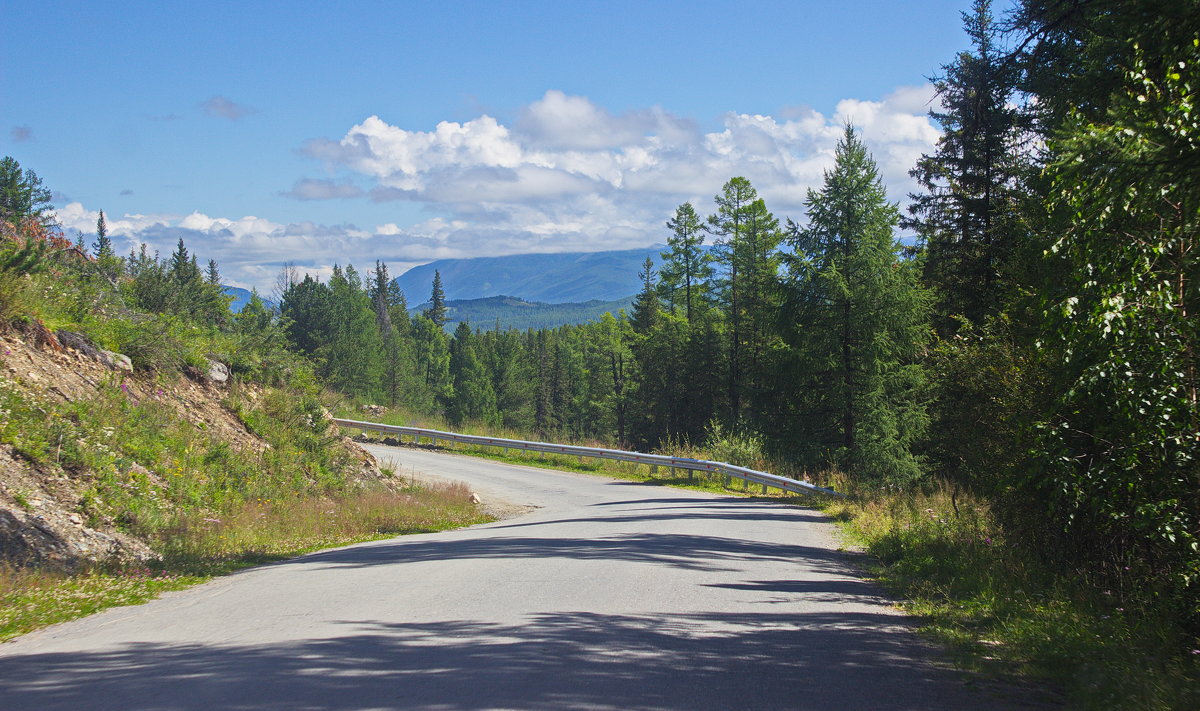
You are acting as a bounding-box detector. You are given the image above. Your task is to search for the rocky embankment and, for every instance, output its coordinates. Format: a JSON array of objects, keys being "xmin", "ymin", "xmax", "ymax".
[{"xmin": 0, "ymin": 326, "xmax": 379, "ymax": 571}]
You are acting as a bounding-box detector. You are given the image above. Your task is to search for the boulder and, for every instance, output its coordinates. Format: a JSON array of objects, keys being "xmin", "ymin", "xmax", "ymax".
[
  {"xmin": 101, "ymin": 350, "xmax": 133, "ymax": 372},
  {"xmin": 205, "ymin": 358, "xmax": 230, "ymax": 384}
]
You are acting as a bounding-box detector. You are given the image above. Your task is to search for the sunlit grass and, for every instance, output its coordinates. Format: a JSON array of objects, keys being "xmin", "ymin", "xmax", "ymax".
[{"xmin": 0, "ymin": 482, "xmax": 489, "ymax": 641}]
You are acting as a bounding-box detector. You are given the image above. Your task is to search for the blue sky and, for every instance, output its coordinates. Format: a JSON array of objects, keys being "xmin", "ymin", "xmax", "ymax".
[{"xmin": 2, "ymin": 0, "xmax": 985, "ymax": 292}]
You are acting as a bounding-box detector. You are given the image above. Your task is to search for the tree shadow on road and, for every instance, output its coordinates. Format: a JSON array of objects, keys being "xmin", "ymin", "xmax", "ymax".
[{"xmin": 0, "ymin": 609, "xmax": 1045, "ymax": 711}]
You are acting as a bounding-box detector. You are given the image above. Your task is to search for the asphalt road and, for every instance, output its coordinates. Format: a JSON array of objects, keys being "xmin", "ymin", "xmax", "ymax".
[{"xmin": 0, "ymin": 444, "xmax": 1039, "ymax": 710}]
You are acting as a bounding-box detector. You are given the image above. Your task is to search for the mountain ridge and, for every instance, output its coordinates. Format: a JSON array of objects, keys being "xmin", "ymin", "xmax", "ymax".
[{"xmin": 394, "ymin": 247, "xmax": 665, "ymax": 304}]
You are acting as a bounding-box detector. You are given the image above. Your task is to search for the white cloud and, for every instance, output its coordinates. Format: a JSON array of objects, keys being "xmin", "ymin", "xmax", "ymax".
[
  {"xmin": 309, "ymin": 87, "xmax": 937, "ymax": 216},
  {"xmin": 53, "ymin": 86, "xmax": 941, "ymax": 294}
]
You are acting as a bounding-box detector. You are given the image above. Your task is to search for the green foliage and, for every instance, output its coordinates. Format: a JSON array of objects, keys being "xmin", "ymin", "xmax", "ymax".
[
  {"xmin": 1034, "ymin": 33, "xmax": 1200, "ymax": 616},
  {"xmin": 659, "ymin": 202, "xmax": 713, "ymax": 322},
  {"xmin": 423, "ymin": 269, "xmax": 448, "ymax": 328},
  {"xmin": 828, "ymin": 486, "xmax": 1200, "ymax": 710},
  {"xmin": 0, "ymin": 230, "xmax": 51, "ymax": 323},
  {"xmin": 702, "ymin": 419, "xmax": 765, "ymax": 469},
  {"xmin": 906, "ymin": 0, "xmax": 1027, "ymax": 332},
  {"xmin": 781, "ymin": 126, "xmax": 931, "ymax": 484},
  {"xmin": 0, "ymin": 157, "xmax": 54, "ymax": 227}
]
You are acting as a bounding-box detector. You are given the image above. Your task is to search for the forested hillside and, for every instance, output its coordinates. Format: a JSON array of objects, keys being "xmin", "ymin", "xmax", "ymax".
[{"xmin": 407, "ymin": 295, "xmax": 636, "ymax": 333}]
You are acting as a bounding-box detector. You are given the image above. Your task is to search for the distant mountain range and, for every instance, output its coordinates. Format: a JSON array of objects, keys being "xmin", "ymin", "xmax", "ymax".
[
  {"xmin": 223, "ymin": 286, "xmax": 276, "ymax": 313},
  {"xmin": 393, "ymin": 247, "xmax": 666, "ymax": 304},
  {"xmin": 410, "ymin": 295, "xmax": 634, "ymax": 332}
]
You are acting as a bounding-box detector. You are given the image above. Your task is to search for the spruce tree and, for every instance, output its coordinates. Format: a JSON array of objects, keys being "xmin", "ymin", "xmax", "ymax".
[
  {"xmin": 424, "ymin": 270, "xmax": 448, "ymax": 329},
  {"xmin": 782, "ymin": 125, "xmax": 930, "ymax": 483},
  {"xmin": 325, "ymin": 265, "xmax": 384, "ymax": 400},
  {"xmin": 906, "ymin": 0, "xmax": 1025, "ymax": 332},
  {"xmin": 448, "ymin": 322, "xmax": 499, "ymax": 426},
  {"xmin": 93, "ymin": 211, "xmax": 113, "ymax": 259}
]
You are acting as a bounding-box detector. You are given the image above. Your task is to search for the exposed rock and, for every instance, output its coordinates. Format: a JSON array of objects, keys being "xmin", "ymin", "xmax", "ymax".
[
  {"xmin": 56, "ymin": 330, "xmax": 105, "ymax": 362},
  {"xmin": 0, "ymin": 505, "xmax": 155, "ymax": 571},
  {"xmin": 361, "ymin": 404, "xmax": 387, "ymax": 416},
  {"xmin": 205, "ymin": 357, "xmax": 230, "ymax": 385},
  {"xmin": 0, "ymin": 329, "xmax": 391, "ymax": 573},
  {"xmin": 101, "ymin": 350, "xmax": 133, "ymax": 372}
]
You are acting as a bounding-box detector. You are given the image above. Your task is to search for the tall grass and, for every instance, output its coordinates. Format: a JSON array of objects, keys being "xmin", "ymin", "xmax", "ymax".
[
  {"xmin": 824, "ymin": 483, "xmax": 1200, "ymax": 710},
  {"xmin": 0, "ymin": 480, "xmax": 485, "ymax": 641}
]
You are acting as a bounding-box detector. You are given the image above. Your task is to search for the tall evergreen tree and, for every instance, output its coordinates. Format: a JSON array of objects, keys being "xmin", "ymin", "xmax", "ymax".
[
  {"xmin": 448, "ymin": 322, "xmax": 499, "ymax": 426},
  {"xmin": 707, "ymin": 177, "xmax": 759, "ymax": 422},
  {"xmin": 280, "ymin": 274, "xmax": 334, "ymax": 357},
  {"xmin": 424, "ymin": 269, "xmax": 448, "ymax": 329},
  {"xmin": 206, "ymin": 259, "xmax": 221, "ymax": 286},
  {"xmin": 906, "ymin": 0, "xmax": 1026, "ymax": 332},
  {"xmin": 659, "ymin": 202, "xmax": 712, "ymax": 322},
  {"xmin": 93, "ymin": 211, "xmax": 113, "ymax": 259},
  {"xmin": 324, "ymin": 265, "xmax": 384, "ymax": 399},
  {"xmin": 781, "ymin": 125, "xmax": 930, "ymax": 483}
]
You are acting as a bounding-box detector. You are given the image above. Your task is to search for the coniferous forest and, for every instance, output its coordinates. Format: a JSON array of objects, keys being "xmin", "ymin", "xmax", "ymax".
[{"xmin": 2, "ymin": 0, "xmax": 1196, "ymax": 702}]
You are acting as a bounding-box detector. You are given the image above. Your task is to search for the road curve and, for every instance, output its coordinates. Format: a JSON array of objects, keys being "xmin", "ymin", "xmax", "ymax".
[{"xmin": 0, "ymin": 444, "xmax": 1037, "ymax": 710}]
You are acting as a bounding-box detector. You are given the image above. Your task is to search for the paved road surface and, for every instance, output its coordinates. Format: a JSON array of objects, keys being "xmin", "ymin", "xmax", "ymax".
[{"xmin": 0, "ymin": 444, "xmax": 1039, "ymax": 710}]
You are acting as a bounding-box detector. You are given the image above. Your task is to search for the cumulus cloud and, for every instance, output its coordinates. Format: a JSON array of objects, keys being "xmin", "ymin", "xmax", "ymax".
[
  {"xmin": 200, "ymin": 96, "xmax": 256, "ymax": 121},
  {"xmin": 11, "ymin": 126, "xmax": 33, "ymax": 142},
  {"xmin": 307, "ymin": 86, "xmax": 938, "ymax": 224},
  {"xmin": 51, "ymin": 202, "xmax": 477, "ymax": 294},
  {"xmin": 52, "ymin": 86, "xmax": 941, "ymax": 294}
]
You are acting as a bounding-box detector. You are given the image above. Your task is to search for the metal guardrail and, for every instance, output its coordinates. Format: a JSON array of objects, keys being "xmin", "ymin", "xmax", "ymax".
[{"xmin": 334, "ymin": 418, "xmax": 843, "ymax": 498}]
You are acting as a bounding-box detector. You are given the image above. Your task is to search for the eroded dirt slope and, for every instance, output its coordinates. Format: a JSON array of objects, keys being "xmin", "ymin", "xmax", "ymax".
[{"xmin": 0, "ymin": 329, "xmax": 381, "ymax": 570}]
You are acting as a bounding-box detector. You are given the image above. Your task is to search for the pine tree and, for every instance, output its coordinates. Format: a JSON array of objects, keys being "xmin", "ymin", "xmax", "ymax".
[
  {"xmin": 93, "ymin": 211, "xmax": 113, "ymax": 259},
  {"xmin": 280, "ymin": 274, "xmax": 333, "ymax": 357},
  {"xmin": 448, "ymin": 322, "xmax": 499, "ymax": 426},
  {"xmin": 424, "ymin": 270, "xmax": 448, "ymax": 329},
  {"xmin": 782, "ymin": 125, "xmax": 930, "ymax": 483},
  {"xmin": 324, "ymin": 265, "xmax": 384, "ymax": 400}
]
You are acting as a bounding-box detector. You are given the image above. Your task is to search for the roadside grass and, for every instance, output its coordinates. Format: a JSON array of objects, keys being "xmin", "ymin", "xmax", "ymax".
[
  {"xmin": 0, "ymin": 481, "xmax": 488, "ymax": 642},
  {"xmin": 821, "ymin": 481, "xmax": 1200, "ymax": 710}
]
